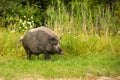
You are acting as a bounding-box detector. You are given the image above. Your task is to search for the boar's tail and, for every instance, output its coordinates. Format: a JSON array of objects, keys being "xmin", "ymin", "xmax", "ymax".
[
  {"xmin": 14, "ymin": 38, "xmax": 23, "ymax": 47},
  {"xmin": 19, "ymin": 38, "xmax": 23, "ymax": 42}
]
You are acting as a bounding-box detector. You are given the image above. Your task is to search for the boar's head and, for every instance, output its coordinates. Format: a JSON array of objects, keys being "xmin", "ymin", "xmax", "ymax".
[{"xmin": 46, "ymin": 36, "xmax": 64, "ymax": 55}]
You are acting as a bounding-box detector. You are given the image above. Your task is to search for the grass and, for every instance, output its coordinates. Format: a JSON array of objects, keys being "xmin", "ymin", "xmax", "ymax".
[
  {"xmin": 0, "ymin": 53, "xmax": 120, "ymax": 80},
  {"xmin": 0, "ymin": 28, "xmax": 120, "ymax": 79},
  {"xmin": 0, "ymin": 52, "xmax": 120, "ymax": 80}
]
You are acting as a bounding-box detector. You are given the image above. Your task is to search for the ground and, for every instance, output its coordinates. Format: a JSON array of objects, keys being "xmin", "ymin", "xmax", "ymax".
[{"xmin": 0, "ymin": 75, "xmax": 120, "ymax": 80}]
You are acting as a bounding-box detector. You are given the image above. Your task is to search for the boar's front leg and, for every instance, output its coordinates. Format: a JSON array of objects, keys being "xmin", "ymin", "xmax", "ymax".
[{"xmin": 44, "ymin": 52, "xmax": 51, "ymax": 60}]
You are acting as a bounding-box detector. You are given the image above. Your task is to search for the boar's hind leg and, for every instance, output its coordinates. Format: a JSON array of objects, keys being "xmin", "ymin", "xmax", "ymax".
[
  {"xmin": 26, "ymin": 50, "xmax": 32, "ymax": 59},
  {"xmin": 24, "ymin": 47, "xmax": 32, "ymax": 59}
]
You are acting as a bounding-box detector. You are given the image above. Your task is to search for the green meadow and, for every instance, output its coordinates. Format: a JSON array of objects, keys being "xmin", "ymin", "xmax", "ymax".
[{"xmin": 0, "ymin": 29, "xmax": 120, "ymax": 79}]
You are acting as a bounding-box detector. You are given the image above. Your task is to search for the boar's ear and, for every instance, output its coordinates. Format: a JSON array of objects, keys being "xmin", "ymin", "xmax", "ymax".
[
  {"xmin": 49, "ymin": 37, "xmax": 57, "ymax": 44},
  {"xmin": 49, "ymin": 37, "xmax": 56, "ymax": 41}
]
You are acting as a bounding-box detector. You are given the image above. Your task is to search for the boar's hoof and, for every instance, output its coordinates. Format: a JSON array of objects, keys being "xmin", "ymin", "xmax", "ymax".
[{"xmin": 44, "ymin": 54, "xmax": 51, "ymax": 60}]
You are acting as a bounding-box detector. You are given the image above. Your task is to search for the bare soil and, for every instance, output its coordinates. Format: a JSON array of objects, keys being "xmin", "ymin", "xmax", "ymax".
[
  {"xmin": 0, "ymin": 75, "xmax": 120, "ymax": 80},
  {"xmin": 22, "ymin": 75, "xmax": 120, "ymax": 80}
]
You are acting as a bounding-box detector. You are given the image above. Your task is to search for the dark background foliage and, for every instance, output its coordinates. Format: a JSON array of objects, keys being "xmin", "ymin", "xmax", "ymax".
[{"xmin": 0, "ymin": 0, "xmax": 120, "ymax": 32}]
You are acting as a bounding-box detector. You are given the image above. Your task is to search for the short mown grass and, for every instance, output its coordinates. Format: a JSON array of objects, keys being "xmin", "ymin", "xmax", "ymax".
[
  {"xmin": 0, "ymin": 52, "xmax": 120, "ymax": 79},
  {"xmin": 0, "ymin": 28, "xmax": 120, "ymax": 79}
]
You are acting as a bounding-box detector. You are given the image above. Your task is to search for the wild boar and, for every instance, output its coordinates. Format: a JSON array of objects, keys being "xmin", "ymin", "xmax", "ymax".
[{"xmin": 21, "ymin": 26, "xmax": 63, "ymax": 60}]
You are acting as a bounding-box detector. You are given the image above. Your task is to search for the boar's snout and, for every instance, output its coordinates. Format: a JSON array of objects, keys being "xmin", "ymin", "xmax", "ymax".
[
  {"xmin": 58, "ymin": 47, "xmax": 64, "ymax": 55},
  {"xmin": 52, "ymin": 41, "xmax": 64, "ymax": 55}
]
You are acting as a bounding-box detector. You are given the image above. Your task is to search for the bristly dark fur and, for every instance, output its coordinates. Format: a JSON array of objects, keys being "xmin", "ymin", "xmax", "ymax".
[{"xmin": 21, "ymin": 26, "xmax": 63, "ymax": 60}]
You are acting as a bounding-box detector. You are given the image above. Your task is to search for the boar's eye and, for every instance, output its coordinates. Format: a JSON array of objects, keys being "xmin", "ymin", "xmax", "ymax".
[
  {"xmin": 51, "ymin": 41, "xmax": 58, "ymax": 45},
  {"xmin": 53, "ymin": 42, "xmax": 58, "ymax": 45}
]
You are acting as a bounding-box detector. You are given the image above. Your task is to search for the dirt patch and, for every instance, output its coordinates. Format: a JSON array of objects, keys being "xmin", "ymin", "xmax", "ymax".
[
  {"xmin": 1, "ymin": 75, "xmax": 120, "ymax": 80},
  {"xmin": 97, "ymin": 76, "xmax": 120, "ymax": 80},
  {"xmin": 84, "ymin": 74, "xmax": 120, "ymax": 80},
  {"xmin": 22, "ymin": 76, "xmax": 120, "ymax": 80},
  {"xmin": 0, "ymin": 77, "xmax": 3, "ymax": 80}
]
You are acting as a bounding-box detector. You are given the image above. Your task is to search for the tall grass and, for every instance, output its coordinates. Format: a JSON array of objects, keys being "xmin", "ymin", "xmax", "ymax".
[
  {"xmin": 46, "ymin": 1, "xmax": 119, "ymax": 36},
  {"xmin": 0, "ymin": 28, "xmax": 25, "ymax": 58},
  {"xmin": 0, "ymin": 0, "xmax": 119, "ymax": 58},
  {"xmin": 0, "ymin": 28, "xmax": 120, "ymax": 58},
  {"xmin": 45, "ymin": 1, "xmax": 120, "ymax": 55}
]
